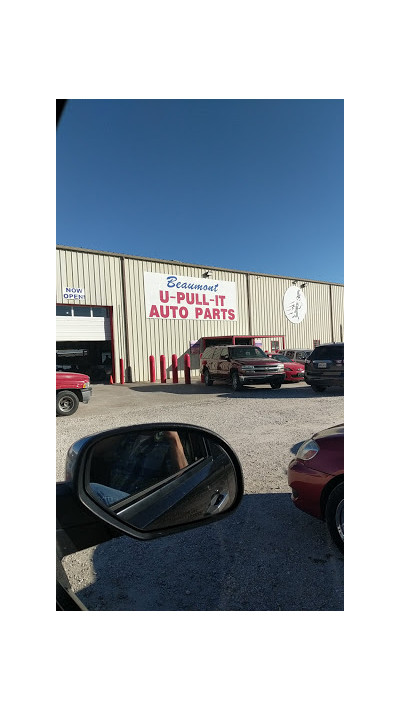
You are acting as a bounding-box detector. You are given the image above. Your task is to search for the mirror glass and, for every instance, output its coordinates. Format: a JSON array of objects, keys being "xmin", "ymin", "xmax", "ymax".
[{"xmin": 85, "ymin": 428, "xmax": 239, "ymax": 532}]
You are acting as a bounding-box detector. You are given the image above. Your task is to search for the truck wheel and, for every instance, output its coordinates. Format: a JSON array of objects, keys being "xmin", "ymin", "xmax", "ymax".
[
  {"xmin": 325, "ymin": 483, "xmax": 344, "ymax": 553},
  {"xmin": 231, "ymin": 371, "xmax": 242, "ymax": 391},
  {"xmin": 270, "ymin": 381, "xmax": 282, "ymax": 389},
  {"xmin": 56, "ymin": 390, "xmax": 79, "ymax": 416},
  {"xmin": 204, "ymin": 369, "xmax": 213, "ymax": 386}
]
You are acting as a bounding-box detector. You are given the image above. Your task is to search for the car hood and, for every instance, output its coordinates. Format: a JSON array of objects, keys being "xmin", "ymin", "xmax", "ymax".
[
  {"xmin": 56, "ymin": 371, "xmax": 90, "ymax": 380},
  {"xmin": 313, "ymin": 424, "xmax": 344, "ymax": 440}
]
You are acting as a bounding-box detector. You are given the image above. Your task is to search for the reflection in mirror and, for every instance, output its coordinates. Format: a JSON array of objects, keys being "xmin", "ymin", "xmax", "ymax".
[{"xmin": 86, "ymin": 428, "xmax": 238, "ymax": 532}]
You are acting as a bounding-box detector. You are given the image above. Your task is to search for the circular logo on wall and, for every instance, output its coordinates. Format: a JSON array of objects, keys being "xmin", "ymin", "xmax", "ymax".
[{"xmin": 283, "ymin": 286, "xmax": 307, "ymax": 323}]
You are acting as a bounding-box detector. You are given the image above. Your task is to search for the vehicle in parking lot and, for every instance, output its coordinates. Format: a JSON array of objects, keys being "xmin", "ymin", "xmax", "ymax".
[
  {"xmin": 287, "ymin": 424, "xmax": 344, "ymax": 552},
  {"xmin": 56, "ymin": 371, "xmax": 92, "ymax": 416},
  {"xmin": 304, "ymin": 342, "xmax": 344, "ymax": 392},
  {"xmin": 266, "ymin": 353, "xmax": 304, "ymax": 382},
  {"xmin": 201, "ymin": 344, "xmax": 285, "ymax": 391},
  {"xmin": 56, "ymin": 423, "xmax": 244, "ymax": 609},
  {"xmin": 279, "ymin": 348, "xmax": 312, "ymax": 364}
]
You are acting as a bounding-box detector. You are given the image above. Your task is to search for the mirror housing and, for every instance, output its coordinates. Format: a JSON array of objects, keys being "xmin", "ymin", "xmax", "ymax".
[{"xmin": 65, "ymin": 423, "xmax": 244, "ymax": 540}]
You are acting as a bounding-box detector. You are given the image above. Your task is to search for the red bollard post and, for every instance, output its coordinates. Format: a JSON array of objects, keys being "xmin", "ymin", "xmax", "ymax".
[
  {"xmin": 149, "ymin": 355, "xmax": 156, "ymax": 383},
  {"xmin": 172, "ymin": 354, "xmax": 178, "ymax": 383},
  {"xmin": 160, "ymin": 355, "xmax": 167, "ymax": 384},
  {"xmin": 119, "ymin": 358, "xmax": 125, "ymax": 385},
  {"xmin": 184, "ymin": 353, "xmax": 191, "ymax": 384}
]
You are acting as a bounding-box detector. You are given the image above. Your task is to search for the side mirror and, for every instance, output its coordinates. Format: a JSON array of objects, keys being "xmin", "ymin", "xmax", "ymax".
[{"xmin": 65, "ymin": 424, "xmax": 244, "ymax": 540}]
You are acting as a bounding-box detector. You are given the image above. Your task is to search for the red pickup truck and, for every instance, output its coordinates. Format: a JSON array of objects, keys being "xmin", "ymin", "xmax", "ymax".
[{"xmin": 56, "ymin": 371, "xmax": 92, "ymax": 416}]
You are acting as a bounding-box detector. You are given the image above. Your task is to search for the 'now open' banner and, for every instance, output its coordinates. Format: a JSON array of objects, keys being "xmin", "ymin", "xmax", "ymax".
[{"xmin": 144, "ymin": 272, "xmax": 237, "ymax": 321}]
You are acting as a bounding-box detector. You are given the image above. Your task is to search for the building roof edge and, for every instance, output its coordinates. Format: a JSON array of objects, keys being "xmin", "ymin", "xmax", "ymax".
[{"xmin": 56, "ymin": 244, "xmax": 344, "ymax": 287}]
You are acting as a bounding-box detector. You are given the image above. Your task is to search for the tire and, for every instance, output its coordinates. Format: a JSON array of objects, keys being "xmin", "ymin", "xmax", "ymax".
[
  {"xmin": 325, "ymin": 483, "xmax": 344, "ymax": 553},
  {"xmin": 311, "ymin": 384, "xmax": 326, "ymax": 392},
  {"xmin": 204, "ymin": 369, "xmax": 213, "ymax": 386},
  {"xmin": 56, "ymin": 390, "xmax": 79, "ymax": 416},
  {"xmin": 231, "ymin": 371, "xmax": 242, "ymax": 391},
  {"xmin": 270, "ymin": 381, "xmax": 282, "ymax": 389}
]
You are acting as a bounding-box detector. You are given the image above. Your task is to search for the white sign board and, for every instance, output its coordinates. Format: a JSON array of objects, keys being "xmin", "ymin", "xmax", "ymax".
[
  {"xmin": 63, "ymin": 286, "xmax": 85, "ymax": 300},
  {"xmin": 283, "ymin": 286, "xmax": 307, "ymax": 323},
  {"xmin": 144, "ymin": 272, "xmax": 237, "ymax": 322}
]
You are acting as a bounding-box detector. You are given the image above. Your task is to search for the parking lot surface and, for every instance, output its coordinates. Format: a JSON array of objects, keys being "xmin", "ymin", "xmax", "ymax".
[{"xmin": 58, "ymin": 379, "xmax": 344, "ymax": 610}]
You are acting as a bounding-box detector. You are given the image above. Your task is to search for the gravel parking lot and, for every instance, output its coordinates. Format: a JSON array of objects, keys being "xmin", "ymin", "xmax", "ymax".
[{"xmin": 58, "ymin": 379, "xmax": 344, "ymax": 610}]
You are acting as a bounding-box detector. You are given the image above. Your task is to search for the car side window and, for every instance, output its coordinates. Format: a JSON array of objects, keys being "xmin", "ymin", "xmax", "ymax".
[
  {"xmin": 286, "ymin": 351, "xmax": 294, "ymax": 359},
  {"xmin": 220, "ymin": 347, "xmax": 229, "ymax": 359}
]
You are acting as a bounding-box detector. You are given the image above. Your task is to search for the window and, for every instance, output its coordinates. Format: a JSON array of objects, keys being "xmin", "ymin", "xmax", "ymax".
[
  {"xmin": 73, "ymin": 306, "xmax": 92, "ymax": 317},
  {"xmin": 56, "ymin": 305, "xmax": 73, "ymax": 316},
  {"xmin": 56, "ymin": 305, "xmax": 109, "ymax": 317},
  {"xmin": 220, "ymin": 348, "xmax": 229, "ymax": 359},
  {"xmin": 286, "ymin": 351, "xmax": 294, "ymax": 359},
  {"xmin": 92, "ymin": 307, "xmax": 108, "ymax": 317},
  {"xmin": 229, "ymin": 347, "xmax": 266, "ymax": 359},
  {"xmin": 271, "ymin": 340, "xmax": 280, "ymax": 352}
]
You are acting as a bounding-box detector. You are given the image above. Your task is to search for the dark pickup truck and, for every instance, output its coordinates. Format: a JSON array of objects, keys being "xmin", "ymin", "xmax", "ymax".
[{"xmin": 56, "ymin": 371, "xmax": 92, "ymax": 416}]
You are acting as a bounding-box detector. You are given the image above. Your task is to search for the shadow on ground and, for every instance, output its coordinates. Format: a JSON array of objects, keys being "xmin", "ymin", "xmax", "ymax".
[
  {"xmin": 129, "ymin": 383, "xmax": 343, "ymax": 400},
  {"xmin": 73, "ymin": 492, "xmax": 344, "ymax": 611}
]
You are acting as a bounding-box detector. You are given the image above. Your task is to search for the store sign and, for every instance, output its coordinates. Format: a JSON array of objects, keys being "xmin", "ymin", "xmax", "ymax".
[
  {"xmin": 144, "ymin": 272, "xmax": 237, "ymax": 321},
  {"xmin": 63, "ymin": 286, "xmax": 85, "ymax": 300},
  {"xmin": 283, "ymin": 286, "xmax": 307, "ymax": 323}
]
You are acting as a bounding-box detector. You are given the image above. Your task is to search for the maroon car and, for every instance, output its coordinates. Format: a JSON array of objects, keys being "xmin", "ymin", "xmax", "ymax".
[{"xmin": 287, "ymin": 424, "xmax": 344, "ymax": 552}]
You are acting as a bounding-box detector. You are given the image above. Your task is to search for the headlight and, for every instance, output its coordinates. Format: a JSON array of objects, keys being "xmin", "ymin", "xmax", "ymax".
[
  {"xmin": 82, "ymin": 381, "xmax": 90, "ymax": 388},
  {"xmin": 296, "ymin": 439, "xmax": 320, "ymax": 460}
]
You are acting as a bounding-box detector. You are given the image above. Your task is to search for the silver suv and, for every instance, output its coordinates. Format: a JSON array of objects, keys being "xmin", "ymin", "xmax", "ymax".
[{"xmin": 279, "ymin": 349, "xmax": 312, "ymax": 364}]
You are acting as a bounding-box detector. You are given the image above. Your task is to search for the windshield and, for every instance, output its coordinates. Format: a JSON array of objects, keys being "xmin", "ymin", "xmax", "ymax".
[
  {"xmin": 229, "ymin": 347, "xmax": 267, "ymax": 359},
  {"xmin": 270, "ymin": 354, "xmax": 292, "ymax": 362}
]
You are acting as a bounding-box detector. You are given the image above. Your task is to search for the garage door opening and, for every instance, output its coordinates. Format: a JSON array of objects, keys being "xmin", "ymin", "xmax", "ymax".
[
  {"xmin": 56, "ymin": 341, "xmax": 113, "ymax": 382},
  {"xmin": 56, "ymin": 304, "xmax": 114, "ymax": 382}
]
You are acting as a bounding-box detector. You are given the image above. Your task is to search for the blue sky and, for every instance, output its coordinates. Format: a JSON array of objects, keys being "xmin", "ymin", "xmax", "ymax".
[{"xmin": 57, "ymin": 99, "xmax": 343, "ymax": 284}]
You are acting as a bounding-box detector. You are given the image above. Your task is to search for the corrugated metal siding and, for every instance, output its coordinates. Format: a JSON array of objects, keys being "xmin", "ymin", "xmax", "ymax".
[
  {"xmin": 56, "ymin": 247, "xmax": 344, "ymax": 382},
  {"xmin": 248, "ymin": 276, "xmax": 335, "ymax": 349},
  {"xmin": 331, "ymin": 284, "xmax": 344, "ymax": 342}
]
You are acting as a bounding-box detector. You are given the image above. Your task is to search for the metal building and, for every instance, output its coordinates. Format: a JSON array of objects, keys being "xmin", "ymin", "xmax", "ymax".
[{"xmin": 56, "ymin": 245, "xmax": 344, "ymax": 384}]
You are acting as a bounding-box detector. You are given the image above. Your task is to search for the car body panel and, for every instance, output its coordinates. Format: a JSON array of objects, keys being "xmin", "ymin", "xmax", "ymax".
[
  {"xmin": 56, "ymin": 371, "xmax": 92, "ymax": 413},
  {"xmin": 56, "ymin": 371, "xmax": 91, "ymax": 391},
  {"xmin": 287, "ymin": 424, "xmax": 344, "ymax": 519},
  {"xmin": 266, "ymin": 353, "xmax": 304, "ymax": 382}
]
